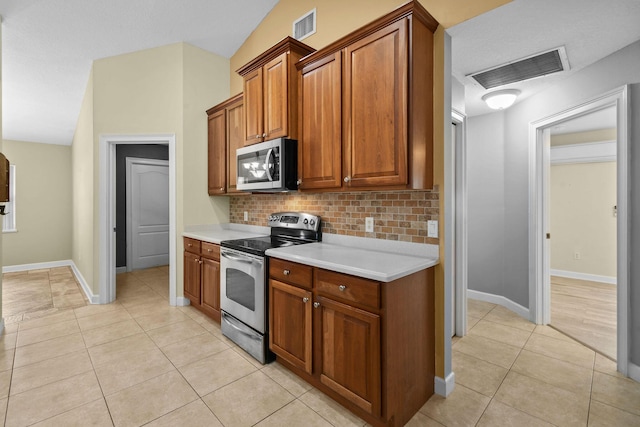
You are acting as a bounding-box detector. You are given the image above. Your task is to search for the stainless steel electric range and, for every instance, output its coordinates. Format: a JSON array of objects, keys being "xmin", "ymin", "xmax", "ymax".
[{"xmin": 219, "ymin": 212, "xmax": 321, "ymax": 364}]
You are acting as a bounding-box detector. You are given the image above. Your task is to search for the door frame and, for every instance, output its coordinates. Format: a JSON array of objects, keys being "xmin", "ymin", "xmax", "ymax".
[
  {"xmin": 99, "ymin": 134, "xmax": 177, "ymax": 305},
  {"xmin": 452, "ymin": 110, "xmax": 468, "ymax": 338},
  {"xmin": 528, "ymin": 86, "xmax": 629, "ymax": 375},
  {"xmin": 125, "ymin": 157, "xmax": 170, "ymax": 273}
]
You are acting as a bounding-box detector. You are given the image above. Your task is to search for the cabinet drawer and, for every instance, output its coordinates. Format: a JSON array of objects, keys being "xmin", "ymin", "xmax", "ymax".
[
  {"xmin": 315, "ymin": 269, "xmax": 380, "ymax": 310},
  {"xmin": 201, "ymin": 242, "xmax": 220, "ymax": 260},
  {"xmin": 269, "ymin": 258, "xmax": 313, "ymax": 290},
  {"xmin": 184, "ymin": 237, "xmax": 201, "ymax": 254}
]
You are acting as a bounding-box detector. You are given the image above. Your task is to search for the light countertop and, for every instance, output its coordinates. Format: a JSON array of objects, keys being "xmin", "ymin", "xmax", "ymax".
[
  {"xmin": 266, "ymin": 241, "xmax": 438, "ymax": 282},
  {"xmin": 183, "ymin": 224, "xmax": 439, "ymax": 282},
  {"xmin": 182, "ymin": 223, "xmax": 269, "ymax": 244}
]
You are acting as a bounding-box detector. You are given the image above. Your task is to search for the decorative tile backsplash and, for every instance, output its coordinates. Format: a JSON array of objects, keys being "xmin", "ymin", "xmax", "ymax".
[{"xmin": 229, "ymin": 189, "xmax": 439, "ymax": 244}]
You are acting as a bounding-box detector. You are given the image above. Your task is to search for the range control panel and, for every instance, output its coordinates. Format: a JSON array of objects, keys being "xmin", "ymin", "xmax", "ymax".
[{"xmin": 268, "ymin": 212, "xmax": 321, "ymax": 232}]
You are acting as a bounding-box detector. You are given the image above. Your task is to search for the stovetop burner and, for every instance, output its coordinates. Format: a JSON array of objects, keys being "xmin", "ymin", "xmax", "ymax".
[{"xmin": 221, "ymin": 212, "xmax": 322, "ymax": 257}]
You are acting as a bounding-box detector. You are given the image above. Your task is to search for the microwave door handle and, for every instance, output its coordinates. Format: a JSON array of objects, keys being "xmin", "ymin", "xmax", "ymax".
[{"xmin": 265, "ymin": 148, "xmax": 274, "ymax": 182}]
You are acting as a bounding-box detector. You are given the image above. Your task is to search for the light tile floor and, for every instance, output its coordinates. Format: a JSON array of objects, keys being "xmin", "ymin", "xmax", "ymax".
[{"xmin": 0, "ymin": 268, "xmax": 639, "ymax": 426}]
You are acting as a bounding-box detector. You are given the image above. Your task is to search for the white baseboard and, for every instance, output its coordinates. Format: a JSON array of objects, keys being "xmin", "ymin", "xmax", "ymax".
[
  {"xmin": 0, "ymin": 318, "xmax": 4, "ymax": 335},
  {"xmin": 3, "ymin": 259, "xmax": 100, "ymax": 304},
  {"xmin": 467, "ymin": 289, "xmax": 530, "ymax": 320},
  {"xmin": 175, "ymin": 297, "xmax": 191, "ymax": 307},
  {"xmin": 550, "ymin": 269, "xmax": 616, "ymax": 285},
  {"xmin": 434, "ymin": 372, "xmax": 455, "ymax": 397},
  {"xmin": 116, "ymin": 266, "xmax": 127, "ymax": 274},
  {"xmin": 3, "ymin": 260, "xmax": 73, "ymax": 273},
  {"xmin": 629, "ymin": 362, "xmax": 640, "ymax": 383}
]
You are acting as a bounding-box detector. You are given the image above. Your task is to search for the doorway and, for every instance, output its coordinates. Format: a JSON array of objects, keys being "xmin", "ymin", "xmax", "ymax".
[
  {"xmin": 98, "ymin": 134, "xmax": 177, "ymax": 306},
  {"xmin": 547, "ymin": 107, "xmax": 617, "ymax": 359},
  {"xmin": 529, "ymin": 86, "xmax": 629, "ymax": 375}
]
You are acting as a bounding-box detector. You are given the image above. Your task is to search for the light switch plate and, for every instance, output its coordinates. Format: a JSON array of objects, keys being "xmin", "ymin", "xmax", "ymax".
[
  {"xmin": 365, "ymin": 217, "xmax": 374, "ymax": 232},
  {"xmin": 244, "ymin": 211, "xmax": 248, "ymax": 221},
  {"xmin": 427, "ymin": 220, "xmax": 438, "ymax": 238}
]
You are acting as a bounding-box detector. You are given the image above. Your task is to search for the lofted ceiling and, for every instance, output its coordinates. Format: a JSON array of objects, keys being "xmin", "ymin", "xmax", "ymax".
[
  {"xmin": 0, "ymin": 0, "xmax": 279, "ymax": 145},
  {"xmin": 2, "ymin": 0, "xmax": 640, "ymax": 146}
]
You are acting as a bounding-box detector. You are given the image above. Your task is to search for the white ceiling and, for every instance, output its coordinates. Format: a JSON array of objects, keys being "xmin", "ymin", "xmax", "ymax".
[
  {"xmin": 2, "ymin": 0, "xmax": 640, "ymax": 146},
  {"xmin": 0, "ymin": 0, "xmax": 279, "ymax": 145},
  {"xmin": 449, "ymin": 0, "xmax": 640, "ymax": 118}
]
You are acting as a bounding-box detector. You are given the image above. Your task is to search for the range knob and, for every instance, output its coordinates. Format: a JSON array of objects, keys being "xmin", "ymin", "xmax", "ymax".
[
  {"xmin": 303, "ymin": 218, "xmax": 309, "ymax": 225},
  {"xmin": 309, "ymin": 219, "xmax": 316, "ymax": 226}
]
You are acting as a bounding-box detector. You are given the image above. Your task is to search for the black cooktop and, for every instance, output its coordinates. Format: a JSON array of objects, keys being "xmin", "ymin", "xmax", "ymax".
[
  {"xmin": 221, "ymin": 235, "xmax": 313, "ymax": 257},
  {"xmin": 221, "ymin": 212, "xmax": 322, "ymax": 257}
]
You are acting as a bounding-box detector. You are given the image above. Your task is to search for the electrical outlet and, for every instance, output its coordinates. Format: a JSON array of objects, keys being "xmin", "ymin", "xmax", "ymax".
[
  {"xmin": 365, "ymin": 217, "xmax": 374, "ymax": 233},
  {"xmin": 574, "ymin": 251, "xmax": 581, "ymax": 260},
  {"xmin": 244, "ymin": 211, "xmax": 248, "ymax": 221},
  {"xmin": 427, "ymin": 220, "xmax": 438, "ymax": 238}
]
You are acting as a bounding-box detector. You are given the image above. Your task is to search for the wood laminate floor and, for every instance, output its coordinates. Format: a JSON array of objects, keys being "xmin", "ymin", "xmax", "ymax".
[{"xmin": 550, "ymin": 275, "xmax": 617, "ymax": 360}]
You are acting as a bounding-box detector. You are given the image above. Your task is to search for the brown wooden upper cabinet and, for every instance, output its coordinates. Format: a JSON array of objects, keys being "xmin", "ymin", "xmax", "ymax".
[
  {"xmin": 206, "ymin": 94, "xmax": 245, "ymax": 195},
  {"xmin": 237, "ymin": 37, "xmax": 315, "ymax": 146},
  {"xmin": 297, "ymin": 1, "xmax": 438, "ymax": 191}
]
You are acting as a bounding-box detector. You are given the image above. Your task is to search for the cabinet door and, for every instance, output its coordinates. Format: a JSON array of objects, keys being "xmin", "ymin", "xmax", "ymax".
[
  {"xmin": 183, "ymin": 252, "xmax": 201, "ymax": 303},
  {"xmin": 314, "ymin": 296, "xmax": 381, "ymax": 416},
  {"xmin": 343, "ymin": 18, "xmax": 408, "ymax": 188},
  {"xmin": 263, "ymin": 52, "xmax": 289, "ymax": 140},
  {"xmin": 270, "ymin": 279, "xmax": 312, "ymax": 374},
  {"xmin": 207, "ymin": 109, "xmax": 227, "ymax": 195},
  {"xmin": 298, "ymin": 52, "xmax": 343, "ymax": 190},
  {"xmin": 244, "ymin": 67, "xmax": 264, "ymax": 145},
  {"xmin": 226, "ymin": 99, "xmax": 244, "ymax": 192},
  {"xmin": 201, "ymin": 257, "xmax": 221, "ymax": 320}
]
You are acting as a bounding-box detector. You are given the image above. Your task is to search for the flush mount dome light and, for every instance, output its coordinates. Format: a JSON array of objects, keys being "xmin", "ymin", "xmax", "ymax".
[{"xmin": 482, "ymin": 89, "xmax": 521, "ymax": 110}]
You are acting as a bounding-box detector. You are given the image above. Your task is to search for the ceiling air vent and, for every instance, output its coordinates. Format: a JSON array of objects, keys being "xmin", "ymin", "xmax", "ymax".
[
  {"xmin": 293, "ymin": 8, "xmax": 316, "ymax": 41},
  {"xmin": 468, "ymin": 47, "xmax": 570, "ymax": 89}
]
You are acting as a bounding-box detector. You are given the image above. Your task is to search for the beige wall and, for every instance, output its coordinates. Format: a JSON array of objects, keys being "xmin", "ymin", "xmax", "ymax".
[
  {"xmin": 182, "ymin": 43, "xmax": 231, "ymax": 226},
  {"xmin": 551, "ymin": 161, "xmax": 617, "ymax": 278},
  {"xmin": 1, "ymin": 140, "xmax": 72, "ymax": 266},
  {"xmin": 71, "ymin": 43, "xmax": 230, "ymax": 296},
  {"xmin": 551, "ymin": 128, "xmax": 616, "ymax": 146},
  {"xmin": 71, "ymin": 69, "xmax": 95, "ymax": 293}
]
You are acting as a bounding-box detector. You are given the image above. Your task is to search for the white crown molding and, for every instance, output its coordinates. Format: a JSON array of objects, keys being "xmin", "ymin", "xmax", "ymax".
[{"xmin": 551, "ymin": 140, "xmax": 616, "ymax": 164}]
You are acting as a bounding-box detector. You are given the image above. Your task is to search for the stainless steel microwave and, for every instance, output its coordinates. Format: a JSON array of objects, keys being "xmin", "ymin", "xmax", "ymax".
[{"xmin": 236, "ymin": 138, "xmax": 298, "ymax": 192}]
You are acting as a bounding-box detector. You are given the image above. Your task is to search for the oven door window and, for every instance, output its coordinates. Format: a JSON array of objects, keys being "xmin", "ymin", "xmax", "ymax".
[
  {"xmin": 225, "ymin": 268, "xmax": 255, "ymax": 311},
  {"xmin": 237, "ymin": 146, "xmax": 279, "ymax": 185}
]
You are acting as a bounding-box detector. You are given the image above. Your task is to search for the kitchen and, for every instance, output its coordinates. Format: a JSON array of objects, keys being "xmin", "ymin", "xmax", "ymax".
[{"xmin": 2, "ymin": 0, "xmax": 640, "ymax": 425}]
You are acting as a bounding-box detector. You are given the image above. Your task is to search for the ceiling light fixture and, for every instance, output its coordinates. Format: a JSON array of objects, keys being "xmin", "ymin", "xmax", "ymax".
[{"xmin": 482, "ymin": 89, "xmax": 521, "ymax": 110}]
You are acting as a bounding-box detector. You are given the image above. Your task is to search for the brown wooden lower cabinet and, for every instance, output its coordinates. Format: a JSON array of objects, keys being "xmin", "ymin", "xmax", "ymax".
[
  {"xmin": 269, "ymin": 260, "xmax": 434, "ymax": 427},
  {"xmin": 183, "ymin": 237, "xmax": 221, "ymax": 322}
]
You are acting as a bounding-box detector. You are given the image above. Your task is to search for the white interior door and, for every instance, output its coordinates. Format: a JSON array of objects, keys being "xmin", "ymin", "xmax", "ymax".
[{"xmin": 126, "ymin": 158, "xmax": 170, "ymax": 271}]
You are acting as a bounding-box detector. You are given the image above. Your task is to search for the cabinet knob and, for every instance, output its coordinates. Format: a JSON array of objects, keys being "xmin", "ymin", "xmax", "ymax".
[
  {"xmin": 199, "ymin": 260, "xmax": 203, "ymax": 265},
  {"xmin": 338, "ymin": 285, "xmax": 346, "ymax": 292},
  {"xmin": 187, "ymin": 243, "xmax": 193, "ymax": 247},
  {"xmin": 207, "ymin": 249, "xmax": 212, "ymax": 252},
  {"xmin": 194, "ymin": 258, "xmax": 199, "ymax": 262},
  {"xmin": 302, "ymin": 297, "xmax": 309, "ymax": 303},
  {"xmin": 296, "ymin": 179, "xmax": 302, "ymax": 186},
  {"xmin": 343, "ymin": 176, "xmax": 351, "ymax": 183},
  {"xmin": 220, "ymin": 187, "xmax": 224, "ymax": 191},
  {"xmin": 262, "ymin": 133, "xmax": 267, "ymax": 138},
  {"xmin": 283, "ymin": 269, "xmax": 290, "ymax": 276},
  {"xmin": 313, "ymin": 302, "xmax": 320, "ymax": 308}
]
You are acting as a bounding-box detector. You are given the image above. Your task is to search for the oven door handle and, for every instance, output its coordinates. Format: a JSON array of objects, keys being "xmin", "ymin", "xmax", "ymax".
[{"xmin": 221, "ymin": 251, "xmax": 261, "ymax": 265}]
